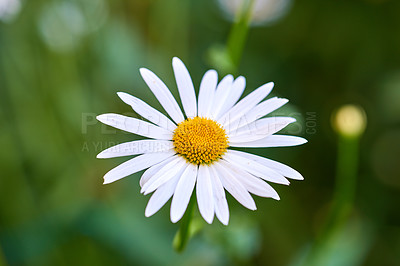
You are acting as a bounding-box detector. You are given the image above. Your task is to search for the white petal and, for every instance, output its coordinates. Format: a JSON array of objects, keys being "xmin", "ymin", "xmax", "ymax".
[
  {"xmin": 213, "ymin": 162, "xmax": 257, "ymax": 210},
  {"xmin": 170, "ymin": 164, "xmax": 198, "ymax": 223},
  {"xmin": 172, "ymin": 57, "xmax": 197, "ymax": 118},
  {"xmin": 144, "ymin": 168, "xmax": 183, "ymax": 217},
  {"xmin": 223, "ymin": 150, "xmax": 289, "ymax": 185},
  {"xmin": 140, "ymin": 156, "xmax": 176, "ymax": 187},
  {"xmin": 227, "ymin": 97, "xmax": 288, "ymax": 134},
  {"xmin": 228, "ymin": 150, "xmax": 304, "ymax": 180},
  {"xmin": 210, "ymin": 75, "xmax": 233, "ymax": 119},
  {"xmin": 141, "ymin": 156, "xmax": 187, "ymax": 195},
  {"xmin": 230, "ymin": 135, "xmax": 308, "ymax": 148},
  {"xmin": 220, "ymin": 161, "xmax": 279, "ymax": 200},
  {"xmin": 198, "ymin": 70, "xmax": 218, "ymax": 117},
  {"xmin": 216, "ymin": 76, "xmax": 246, "ymax": 120},
  {"xmin": 97, "ymin": 140, "xmax": 173, "ymax": 159},
  {"xmin": 97, "ymin": 114, "xmax": 173, "ymax": 140},
  {"xmin": 103, "ymin": 151, "xmax": 174, "ymax": 184},
  {"xmin": 218, "ymin": 82, "xmax": 274, "ymax": 127},
  {"xmin": 209, "ymin": 166, "xmax": 229, "ymax": 225},
  {"xmin": 228, "ymin": 117, "xmax": 296, "ymax": 143},
  {"xmin": 139, "ymin": 68, "xmax": 185, "ymax": 124},
  {"xmin": 117, "ymin": 92, "xmax": 176, "ymax": 131},
  {"xmin": 196, "ymin": 166, "xmax": 214, "ymax": 224}
]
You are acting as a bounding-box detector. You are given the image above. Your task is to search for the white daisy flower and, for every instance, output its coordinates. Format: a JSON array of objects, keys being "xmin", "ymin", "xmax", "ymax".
[{"xmin": 97, "ymin": 57, "xmax": 307, "ymax": 225}]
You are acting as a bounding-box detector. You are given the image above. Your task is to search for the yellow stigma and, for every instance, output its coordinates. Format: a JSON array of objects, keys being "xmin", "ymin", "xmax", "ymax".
[{"xmin": 173, "ymin": 117, "xmax": 228, "ymax": 165}]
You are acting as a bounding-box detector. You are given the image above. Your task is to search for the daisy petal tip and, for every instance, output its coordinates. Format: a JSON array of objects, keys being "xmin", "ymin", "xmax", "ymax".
[
  {"xmin": 142, "ymin": 183, "xmax": 159, "ymax": 195},
  {"xmin": 96, "ymin": 152, "xmax": 105, "ymax": 159},
  {"xmin": 96, "ymin": 114, "xmax": 112, "ymax": 124},
  {"xmin": 208, "ymin": 69, "xmax": 218, "ymax": 76},
  {"xmin": 172, "ymin": 56, "xmax": 184, "ymax": 65},
  {"xmin": 204, "ymin": 216, "xmax": 214, "ymax": 225},
  {"xmin": 289, "ymin": 171, "xmax": 304, "ymax": 180},
  {"xmin": 248, "ymin": 201, "xmax": 257, "ymax": 211},
  {"xmin": 96, "ymin": 114, "xmax": 105, "ymax": 122},
  {"xmin": 277, "ymin": 98, "xmax": 289, "ymax": 105},
  {"xmin": 170, "ymin": 214, "xmax": 181, "ymax": 224},
  {"xmin": 272, "ymin": 194, "xmax": 280, "ymax": 201},
  {"xmin": 103, "ymin": 178, "xmax": 112, "ymax": 185},
  {"xmin": 295, "ymin": 173, "xmax": 305, "ymax": 180},
  {"xmin": 139, "ymin": 67, "xmax": 150, "ymax": 77},
  {"xmin": 216, "ymin": 213, "xmax": 229, "ymax": 225},
  {"xmin": 236, "ymin": 75, "xmax": 246, "ymax": 84},
  {"xmin": 143, "ymin": 190, "xmax": 152, "ymax": 196},
  {"xmin": 172, "ymin": 57, "xmax": 187, "ymax": 71},
  {"xmin": 144, "ymin": 207, "xmax": 155, "ymax": 218},
  {"xmin": 116, "ymin": 91, "xmax": 129, "ymax": 99},
  {"xmin": 294, "ymin": 139, "xmax": 308, "ymax": 147}
]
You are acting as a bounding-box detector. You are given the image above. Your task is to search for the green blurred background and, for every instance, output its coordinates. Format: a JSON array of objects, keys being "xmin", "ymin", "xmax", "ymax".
[{"xmin": 1, "ymin": 0, "xmax": 400, "ymax": 265}]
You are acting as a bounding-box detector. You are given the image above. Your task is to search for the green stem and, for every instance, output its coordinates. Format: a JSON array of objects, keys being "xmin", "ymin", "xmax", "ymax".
[
  {"xmin": 173, "ymin": 196, "xmax": 196, "ymax": 252},
  {"xmin": 226, "ymin": 0, "xmax": 254, "ymax": 72},
  {"xmin": 303, "ymin": 135, "xmax": 360, "ymax": 266},
  {"xmin": 330, "ymin": 135, "xmax": 360, "ymax": 228}
]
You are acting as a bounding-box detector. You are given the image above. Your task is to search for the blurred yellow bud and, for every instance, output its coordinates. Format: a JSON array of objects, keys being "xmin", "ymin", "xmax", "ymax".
[{"xmin": 332, "ymin": 104, "xmax": 367, "ymax": 138}]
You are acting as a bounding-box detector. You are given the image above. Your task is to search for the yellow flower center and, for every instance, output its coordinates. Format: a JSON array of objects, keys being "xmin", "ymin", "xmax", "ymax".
[{"xmin": 173, "ymin": 117, "xmax": 228, "ymax": 165}]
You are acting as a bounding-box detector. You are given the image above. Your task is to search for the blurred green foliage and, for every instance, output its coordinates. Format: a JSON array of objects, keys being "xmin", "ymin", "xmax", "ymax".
[{"xmin": 1, "ymin": 0, "xmax": 400, "ymax": 265}]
